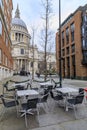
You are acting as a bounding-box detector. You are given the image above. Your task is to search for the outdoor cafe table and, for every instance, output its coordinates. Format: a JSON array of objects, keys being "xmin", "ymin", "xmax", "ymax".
[
  {"xmin": 16, "ymin": 89, "xmax": 39, "ymax": 117},
  {"xmin": 55, "ymin": 86, "xmax": 78, "ymax": 111},
  {"xmin": 16, "ymin": 89, "xmax": 39, "ymax": 99},
  {"xmin": 39, "ymin": 82, "xmax": 53, "ymax": 88},
  {"xmin": 55, "ymin": 87, "xmax": 78, "ymax": 96}
]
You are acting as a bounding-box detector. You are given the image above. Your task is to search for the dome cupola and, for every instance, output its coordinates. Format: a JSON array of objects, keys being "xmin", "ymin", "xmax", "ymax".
[{"xmin": 12, "ymin": 4, "xmax": 27, "ymax": 30}]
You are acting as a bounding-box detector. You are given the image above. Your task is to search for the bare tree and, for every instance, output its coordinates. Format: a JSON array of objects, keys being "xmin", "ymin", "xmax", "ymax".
[{"xmin": 40, "ymin": 0, "xmax": 54, "ymax": 81}]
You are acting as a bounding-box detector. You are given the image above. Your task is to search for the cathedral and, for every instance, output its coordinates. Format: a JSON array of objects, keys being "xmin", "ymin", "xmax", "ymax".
[
  {"xmin": 11, "ymin": 5, "xmax": 56, "ymax": 75},
  {"xmin": 11, "ymin": 5, "xmax": 39, "ymax": 74}
]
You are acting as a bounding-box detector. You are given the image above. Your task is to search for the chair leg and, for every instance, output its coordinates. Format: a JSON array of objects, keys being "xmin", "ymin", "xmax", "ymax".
[
  {"xmin": 0, "ymin": 106, "xmax": 5, "ymax": 121},
  {"xmin": 73, "ymin": 105, "xmax": 77, "ymax": 119},
  {"xmin": 24, "ymin": 112, "xmax": 28, "ymax": 128}
]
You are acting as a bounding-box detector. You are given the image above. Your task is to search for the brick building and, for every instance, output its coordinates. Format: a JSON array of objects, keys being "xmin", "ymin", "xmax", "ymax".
[
  {"xmin": 56, "ymin": 4, "xmax": 87, "ymax": 80},
  {"xmin": 0, "ymin": 0, "xmax": 13, "ymax": 80}
]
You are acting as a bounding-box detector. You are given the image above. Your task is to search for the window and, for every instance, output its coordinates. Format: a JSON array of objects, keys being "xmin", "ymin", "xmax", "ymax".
[
  {"xmin": 70, "ymin": 23, "xmax": 75, "ymax": 32},
  {"xmin": 31, "ymin": 62, "xmax": 33, "ymax": 67},
  {"xmin": 0, "ymin": 49, "xmax": 2, "ymax": 63},
  {"xmin": 71, "ymin": 31, "xmax": 74, "ymax": 42},
  {"xmin": 21, "ymin": 48, "xmax": 24, "ymax": 54},
  {"xmin": 82, "ymin": 26, "xmax": 85, "ymax": 35},
  {"xmin": 66, "ymin": 47, "xmax": 69, "ymax": 55},
  {"xmin": 83, "ymin": 51, "xmax": 87, "ymax": 61},
  {"xmin": 71, "ymin": 44, "xmax": 75, "ymax": 53},
  {"xmin": 66, "ymin": 27, "xmax": 69, "ymax": 35},
  {"xmin": 84, "ymin": 15, "xmax": 87, "ymax": 22},
  {"xmin": 15, "ymin": 33, "xmax": 17, "ymax": 41},
  {"xmin": 82, "ymin": 39, "xmax": 85, "ymax": 48},
  {"xmin": 62, "ymin": 31, "xmax": 65, "ymax": 46},
  {"xmin": 66, "ymin": 27, "xmax": 69, "ymax": 44},
  {"xmin": 0, "ymin": 19, "xmax": 2, "ymax": 35},
  {"xmin": 72, "ymin": 55, "xmax": 75, "ymax": 66},
  {"xmin": 62, "ymin": 49, "xmax": 65, "ymax": 56},
  {"xmin": 85, "ymin": 26, "xmax": 87, "ymax": 32},
  {"xmin": 82, "ymin": 38, "xmax": 87, "ymax": 49},
  {"xmin": 67, "ymin": 57, "xmax": 70, "ymax": 67},
  {"xmin": 70, "ymin": 23, "xmax": 75, "ymax": 42}
]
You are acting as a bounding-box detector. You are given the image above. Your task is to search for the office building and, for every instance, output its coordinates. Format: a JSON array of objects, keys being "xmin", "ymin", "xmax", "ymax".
[
  {"xmin": 0, "ymin": 0, "xmax": 13, "ymax": 79},
  {"xmin": 56, "ymin": 4, "xmax": 87, "ymax": 79}
]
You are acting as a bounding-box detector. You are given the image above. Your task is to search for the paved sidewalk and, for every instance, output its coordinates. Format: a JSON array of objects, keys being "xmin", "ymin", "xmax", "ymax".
[{"xmin": 0, "ymin": 75, "xmax": 87, "ymax": 130}]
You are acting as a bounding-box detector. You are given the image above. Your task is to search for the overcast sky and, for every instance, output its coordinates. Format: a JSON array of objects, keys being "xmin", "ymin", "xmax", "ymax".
[{"xmin": 12, "ymin": 0, "xmax": 87, "ymax": 51}]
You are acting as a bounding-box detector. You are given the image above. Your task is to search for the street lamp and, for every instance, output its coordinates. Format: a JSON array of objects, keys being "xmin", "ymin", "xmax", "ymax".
[
  {"xmin": 32, "ymin": 29, "xmax": 35, "ymax": 80},
  {"xmin": 59, "ymin": 0, "xmax": 62, "ymax": 87}
]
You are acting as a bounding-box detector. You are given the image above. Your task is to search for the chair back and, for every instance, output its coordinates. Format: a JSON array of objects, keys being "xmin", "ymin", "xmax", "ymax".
[
  {"xmin": 75, "ymin": 94, "xmax": 84, "ymax": 105},
  {"xmin": 0, "ymin": 94, "xmax": 19, "ymax": 108},
  {"xmin": 27, "ymin": 98, "xmax": 38, "ymax": 109},
  {"xmin": 44, "ymin": 89, "xmax": 49, "ymax": 95},
  {"xmin": 0, "ymin": 95, "xmax": 6, "ymax": 107},
  {"xmin": 50, "ymin": 91, "xmax": 54, "ymax": 99},
  {"xmin": 79, "ymin": 88, "xmax": 84, "ymax": 95},
  {"xmin": 3, "ymin": 81, "xmax": 8, "ymax": 91},
  {"xmin": 47, "ymin": 85, "xmax": 53, "ymax": 91},
  {"xmin": 42, "ymin": 93, "xmax": 49, "ymax": 102}
]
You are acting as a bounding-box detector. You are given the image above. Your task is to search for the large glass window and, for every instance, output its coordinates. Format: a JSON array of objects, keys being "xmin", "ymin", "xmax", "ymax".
[
  {"xmin": 62, "ymin": 31, "xmax": 64, "ymax": 47},
  {"xmin": 82, "ymin": 38, "xmax": 87, "ymax": 49},
  {"xmin": 66, "ymin": 47, "xmax": 69, "ymax": 55},
  {"xmin": 84, "ymin": 15, "xmax": 87, "ymax": 22},
  {"xmin": 82, "ymin": 26, "xmax": 85, "ymax": 35},
  {"xmin": 71, "ymin": 44, "xmax": 75, "ymax": 53},
  {"xmin": 67, "ymin": 57, "xmax": 70, "ymax": 67},
  {"xmin": 66, "ymin": 27, "xmax": 69, "ymax": 44},
  {"xmin": 70, "ymin": 23, "xmax": 75, "ymax": 42},
  {"xmin": 70, "ymin": 22, "xmax": 75, "ymax": 32},
  {"xmin": 72, "ymin": 55, "xmax": 75, "ymax": 66},
  {"xmin": 62, "ymin": 49, "xmax": 65, "ymax": 56},
  {"xmin": 66, "ymin": 27, "xmax": 69, "ymax": 35},
  {"xmin": 71, "ymin": 31, "xmax": 74, "ymax": 42},
  {"xmin": 83, "ymin": 51, "xmax": 87, "ymax": 61}
]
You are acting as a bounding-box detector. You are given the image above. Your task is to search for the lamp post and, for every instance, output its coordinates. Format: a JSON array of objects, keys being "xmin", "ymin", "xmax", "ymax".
[
  {"xmin": 32, "ymin": 29, "xmax": 34, "ymax": 80},
  {"xmin": 59, "ymin": 0, "xmax": 62, "ymax": 87}
]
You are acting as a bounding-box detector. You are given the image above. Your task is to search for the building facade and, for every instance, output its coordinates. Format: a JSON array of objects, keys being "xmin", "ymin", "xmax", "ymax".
[
  {"xmin": 0, "ymin": 0, "xmax": 13, "ymax": 80},
  {"xmin": 11, "ymin": 5, "xmax": 39, "ymax": 75},
  {"xmin": 56, "ymin": 4, "xmax": 87, "ymax": 80}
]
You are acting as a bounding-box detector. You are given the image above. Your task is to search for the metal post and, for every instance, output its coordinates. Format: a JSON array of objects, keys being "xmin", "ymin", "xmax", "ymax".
[
  {"xmin": 59, "ymin": 0, "xmax": 62, "ymax": 87},
  {"xmin": 32, "ymin": 30, "xmax": 34, "ymax": 80}
]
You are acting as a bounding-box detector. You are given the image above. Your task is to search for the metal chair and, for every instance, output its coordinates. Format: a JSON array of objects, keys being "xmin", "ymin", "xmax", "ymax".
[
  {"xmin": 50, "ymin": 90, "xmax": 64, "ymax": 104},
  {"xmin": 38, "ymin": 89, "xmax": 49, "ymax": 110},
  {"xmin": 51, "ymin": 79, "xmax": 60, "ymax": 89},
  {"xmin": 3, "ymin": 81, "xmax": 15, "ymax": 94},
  {"xmin": 20, "ymin": 98, "xmax": 39, "ymax": 127},
  {"xmin": 79, "ymin": 88, "xmax": 84, "ymax": 95},
  {"xmin": 66, "ymin": 93, "xmax": 84, "ymax": 119},
  {"xmin": 0, "ymin": 94, "xmax": 19, "ymax": 120}
]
